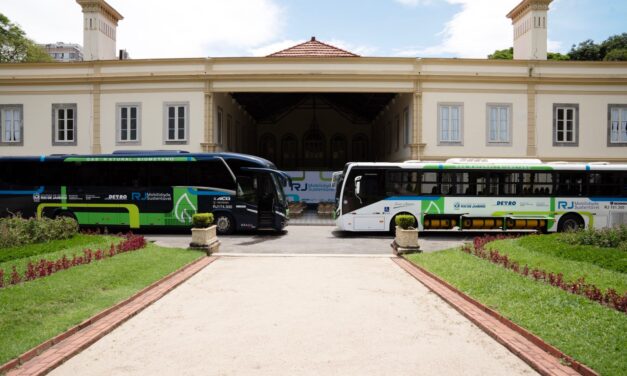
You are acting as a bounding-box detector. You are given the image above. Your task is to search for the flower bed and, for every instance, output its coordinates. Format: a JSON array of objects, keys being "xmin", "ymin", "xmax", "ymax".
[
  {"xmin": 463, "ymin": 235, "xmax": 627, "ymax": 313},
  {"xmin": 0, "ymin": 233, "xmax": 146, "ymax": 288}
]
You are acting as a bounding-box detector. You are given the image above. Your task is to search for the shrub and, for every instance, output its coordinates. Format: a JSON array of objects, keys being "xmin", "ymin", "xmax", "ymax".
[
  {"xmin": 192, "ymin": 213, "xmax": 214, "ymax": 228},
  {"xmin": 395, "ymin": 215, "xmax": 416, "ymax": 230},
  {"xmin": 0, "ymin": 216, "xmax": 78, "ymax": 248},
  {"xmin": 560, "ymin": 225, "xmax": 627, "ymax": 249}
]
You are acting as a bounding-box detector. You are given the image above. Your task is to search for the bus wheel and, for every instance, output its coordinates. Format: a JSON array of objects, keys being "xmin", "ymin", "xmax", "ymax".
[
  {"xmin": 557, "ymin": 213, "xmax": 584, "ymax": 232},
  {"xmin": 214, "ymin": 213, "xmax": 235, "ymax": 235}
]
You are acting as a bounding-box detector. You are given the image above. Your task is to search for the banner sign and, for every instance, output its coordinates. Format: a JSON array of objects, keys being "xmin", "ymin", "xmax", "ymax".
[{"xmin": 285, "ymin": 171, "xmax": 335, "ymax": 203}]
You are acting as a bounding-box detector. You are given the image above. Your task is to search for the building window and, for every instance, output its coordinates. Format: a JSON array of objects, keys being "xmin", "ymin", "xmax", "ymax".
[
  {"xmin": 330, "ymin": 134, "xmax": 347, "ymax": 170},
  {"xmin": 386, "ymin": 121, "xmax": 392, "ymax": 154},
  {"xmin": 438, "ymin": 103, "xmax": 463, "ymax": 145},
  {"xmin": 116, "ymin": 104, "xmax": 140, "ymax": 144},
  {"xmin": 403, "ymin": 107, "xmax": 410, "ymax": 146},
  {"xmin": 0, "ymin": 105, "xmax": 23, "ymax": 146},
  {"xmin": 164, "ymin": 103, "xmax": 188, "ymax": 144},
  {"xmin": 52, "ymin": 103, "xmax": 77, "ymax": 146},
  {"xmin": 394, "ymin": 114, "xmax": 400, "ymax": 151},
  {"xmin": 553, "ymin": 104, "xmax": 579, "ymax": 146},
  {"xmin": 227, "ymin": 114, "xmax": 233, "ymax": 150},
  {"xmin": 259, "ymin": 133, "xmax": 277, "ymax": 163},
  {"xmin": 281, "ymin": 134, "xmax": 298, "ymax": 170},
  {"xmin": 608, "ymin": 105, "xmax": 627, "ymax": 146},
  {"xmin": 487, "ymin": 104, "xmax": 512, "ymax": 145},
  {"xmin": 217, "ymin": 107, "xmax": 223, "ymax": 145},
  {"xmin": 352, "ymin": 134, "xmax": 368, "ymax": 161}
]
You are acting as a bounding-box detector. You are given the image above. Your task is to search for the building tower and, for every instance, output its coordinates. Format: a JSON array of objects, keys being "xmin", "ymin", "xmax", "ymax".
[
  {"xmin": 507, "ymin": 0, "xmax": 553, "ymax": 60},
  {"xmin": 76, "ymin": 0, "xmax": 123, "ymax": 61}
]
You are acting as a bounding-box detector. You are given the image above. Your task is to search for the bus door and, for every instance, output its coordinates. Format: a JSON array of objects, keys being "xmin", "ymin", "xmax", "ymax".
[
  {"xmin": 235, "ymin": 175, "xmax": 259, "ymax": 230},
  {"xmin": 257, "ymin": 174, "xmax": 277, "ymax": 228},
  {"xmin": 352, "ymin": 171, "xmax": 386, "ymax": 231}
]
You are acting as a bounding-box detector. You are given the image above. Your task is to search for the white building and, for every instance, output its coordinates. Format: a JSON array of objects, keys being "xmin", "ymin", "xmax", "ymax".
[
  {"xmin": 39, "ymin": 42, "xmax": 84, "ymax": 62},
  {"xmin": 0, "ymin": 0, "xmax": 626, "ymax": 168}
]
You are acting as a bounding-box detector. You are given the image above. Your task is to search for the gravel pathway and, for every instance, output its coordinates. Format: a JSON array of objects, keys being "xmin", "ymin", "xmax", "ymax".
[{"xmin": 50, "ymin": 256, "xmax": 536, "ymax": 376}]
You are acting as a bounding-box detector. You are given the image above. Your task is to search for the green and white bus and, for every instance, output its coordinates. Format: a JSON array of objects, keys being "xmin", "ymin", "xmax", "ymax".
[
  {"xmin": 0, "ymin": 151, "xmax": 289, "ymax": 234},
  {"xmin": 333, "ymin": 158, "xmax": 627, "ymax": 233}
]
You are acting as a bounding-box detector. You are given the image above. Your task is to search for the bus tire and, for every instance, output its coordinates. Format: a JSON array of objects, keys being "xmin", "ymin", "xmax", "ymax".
[
  {"xmin": 390, "ymin": 213, "xmax": 416, "ymax": 235},
  {"xmin": 557, "ymin": 213, "xmax": 584, "ymax": 232},
  {"xmin": 214, "ymin": 213, "xmax": 235, "ymax": 235}
]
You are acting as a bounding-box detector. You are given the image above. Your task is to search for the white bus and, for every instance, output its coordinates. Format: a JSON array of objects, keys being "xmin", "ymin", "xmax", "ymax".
[{"xmin": 333, "ymin": 159, "xmax": 627, "ymax": 233}]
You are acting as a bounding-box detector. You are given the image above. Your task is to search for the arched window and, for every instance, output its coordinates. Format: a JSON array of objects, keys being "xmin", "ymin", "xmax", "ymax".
[
  {"xmin": 330, "ymin": 134, "xmax": 347, "ymax": 170},
  {"xmin": 281, "ymin": 134, "xmax": 298, "ymax": 170},
  {"xmin": 352, "ymin": 134, "xmax": 369, "ymax": 161},
  {"xmin": 259, "ymin": 133, "xmax": 277, "ymax": 163},
  {"xmin": 302, "ymin": 129, "xmax": 326, "ymax": 169}
]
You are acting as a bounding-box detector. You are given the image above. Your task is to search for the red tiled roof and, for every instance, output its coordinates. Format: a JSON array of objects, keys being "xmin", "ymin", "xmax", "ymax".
[{"xmin": 268, "ymin": 37, "xmax": 359, "ymax": 57}]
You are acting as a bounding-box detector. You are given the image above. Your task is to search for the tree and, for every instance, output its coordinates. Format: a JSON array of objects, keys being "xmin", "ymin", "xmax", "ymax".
[
  {"xmin": 488, "ymin": 47, "xmax": 513, "ymax": 60},
  {"xmin": 600, "ymin": 33, "xmax": 627, "ymax": 60},
  {"xmin": 603, "ymin": 48, "xmax": 627, "ymax": 61},
  {"xmin": 547, "ymin": 52, "xmax": 570, "ymax": 61},
  {"xmin": 568, "ymin": 39, "xmax": 602, "ymax": 61},
  {"xmin": 0, "ymin": 13, "xmax": 52, "ymax": 63}
]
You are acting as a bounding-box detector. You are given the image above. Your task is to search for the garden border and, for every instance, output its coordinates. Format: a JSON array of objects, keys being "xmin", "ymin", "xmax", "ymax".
[
  {"xmin": 393, "ymin": 256, "xmax": 598, "ymax": 376},
  {"xmin": 0, "ymin": 255, "xmax": 217, "ymax": 376}
]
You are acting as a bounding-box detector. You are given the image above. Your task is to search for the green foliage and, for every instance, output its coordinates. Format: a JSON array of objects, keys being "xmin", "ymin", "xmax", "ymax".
[
  {"xmin": 547, "ymin": 52, "xmax": 570, "ymax": 61},
  {"xmin": 560, "ymin": 225, "xmax": 627, "ymax": 249},
  {"xmin": 0, "ymin": 217, "xmax": 78, "ymax": 248},
  {"xmin": 395, "ymin": 214, "xmax": 416, "ymax": 230},
  {"xmin": 406, "ymin": 249, "xmax": 627, "ymax": 376},
  {"xmin": 192, "ymin": 213, "xmax": 214, "ymax": 228},
  {"xmin": 603, "ymin": 48, "xmax": 627, "ymax": 61},
  {"xmin": 569, "ymin": 39, "xmax": 602, "ymax": 61},
  {"xmin": 0, "ymin": 13, "xmax": 52, "ymax": 63},
  {"xmin": 0, "ymin": 234, "xmax": 113, "ymax": 264},
  {"xmin": 0, "ymin": 241, "xmax": 204, "ymax": 365},
  {"xmin": 600, "ymin": 33, "xmax": 627, "ymax": 58},
  {"xmin": 487, "ymin": 47, "xmax": 513, "ymax": 60},
  {"xmin": 487, "ymin": 235, "xmax": 627, "ymax": 291}
]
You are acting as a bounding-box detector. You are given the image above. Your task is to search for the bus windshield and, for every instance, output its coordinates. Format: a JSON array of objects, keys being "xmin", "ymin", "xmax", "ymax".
[{"xmin": 271, "ymin": 173, "xmax": 287, "ymax": 206}]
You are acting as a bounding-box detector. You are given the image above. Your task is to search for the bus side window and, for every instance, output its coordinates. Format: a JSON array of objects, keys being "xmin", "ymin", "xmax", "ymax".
[{"xmin": 421, "ymin": 172, "xmax": 438, "ymax": 195}]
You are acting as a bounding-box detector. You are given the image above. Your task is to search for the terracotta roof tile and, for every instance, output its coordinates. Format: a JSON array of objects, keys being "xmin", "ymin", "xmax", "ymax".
[{"xmin": 268, "ymin": 37, "xmax": 359, "ymax": 58}]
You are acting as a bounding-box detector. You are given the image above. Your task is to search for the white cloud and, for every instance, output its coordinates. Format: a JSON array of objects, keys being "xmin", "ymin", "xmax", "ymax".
[
  {"xmin": 394, "ymin": 0, "xmax": 548, "ymax": 58},
  {"xmin": 2, "ymin": 0, "xmax": 285, "ymax": 58},
  {"xmin": 326, "ymin": 39, "xmax": 378, "ymax": 56},
  {"xmin": 249, "ymin": 39, "xmax": 305, "ymax": 56},
  {"xmin": 394, "ymin": 0, "xmax": 434, "ymax": 6}
]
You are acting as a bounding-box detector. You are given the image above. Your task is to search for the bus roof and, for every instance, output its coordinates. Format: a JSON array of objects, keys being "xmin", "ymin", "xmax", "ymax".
[
  {"xmin": 345, "ymin": 160, "xmax": 627, "ymax": 171},
  {"xmin": 0, "ymin": 151, "xmax": 276, "ymax": 168}
]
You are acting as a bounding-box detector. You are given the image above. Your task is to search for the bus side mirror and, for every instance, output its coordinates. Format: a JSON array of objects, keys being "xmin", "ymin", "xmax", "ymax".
[{"xmin": 354, "ymin": 176, "xmax": 363, "ymax": 203}]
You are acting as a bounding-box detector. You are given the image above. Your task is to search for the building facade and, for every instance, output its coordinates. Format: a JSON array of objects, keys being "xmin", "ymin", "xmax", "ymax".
[
  {"xmin": 0, "ymin": 0, "xmax": 626, "ymax": 169},
  {"xmin": 39, "ymin": 42, "xmax": 84, "ymax": 62}
]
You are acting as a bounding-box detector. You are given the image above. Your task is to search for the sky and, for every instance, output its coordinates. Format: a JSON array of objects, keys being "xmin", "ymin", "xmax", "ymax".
[{"xmin": 2, "ymin": 0, "xmax": 626, "ymax": 59}]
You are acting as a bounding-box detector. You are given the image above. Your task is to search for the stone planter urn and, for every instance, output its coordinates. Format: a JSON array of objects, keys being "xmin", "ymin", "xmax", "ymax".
[
  {"xmin": 391, "ymin": 214, "xmax": 421, "ymax": 255},
  {"xmin": 189, "ymin": 213, "xmax": 220, "ymax": 255},
  {"xmin": 395, "ymin": 226, "xmax": 419, "ymax": 248}
]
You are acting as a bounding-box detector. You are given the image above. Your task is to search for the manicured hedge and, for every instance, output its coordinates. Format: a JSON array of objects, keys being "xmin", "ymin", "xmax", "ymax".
[{"xmin": 0, "ymin": 217, "xmax": 78, "ymax": 248}]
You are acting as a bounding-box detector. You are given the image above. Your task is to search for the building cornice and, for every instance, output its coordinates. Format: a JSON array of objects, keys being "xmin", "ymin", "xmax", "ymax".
[
  {"xmin": 76, "ymin": 0, "xmax": 123, "ymax": 25},
  {"xmin": 506, "ymin": 0, "xmax": 552, "ymax": 23}
]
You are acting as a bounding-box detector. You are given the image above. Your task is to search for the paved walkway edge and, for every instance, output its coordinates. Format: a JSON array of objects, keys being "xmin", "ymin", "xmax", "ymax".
[
  {"xmin": 393, "ymin": 257, "xmax": 597, "ymax": 376},
  {"xmin": 1, "ymin": 255, "xmax": 218, "ymax": 376}
]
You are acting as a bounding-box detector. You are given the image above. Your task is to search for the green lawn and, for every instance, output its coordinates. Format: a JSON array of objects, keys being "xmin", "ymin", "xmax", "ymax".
[
  {"xmin": 0, "ymin": 235, "xmax": 120, "ymax": 276},
  {"xmin": 0, "ymin": 238, "xmax": 204, "ymax": 365},
  {"xmin": 486, "ymin": 235, "xmax": 627, "ymax": 292},
  {"xmin": 406, "ymin": 246, "xmax": 627, "ymax": 376}
]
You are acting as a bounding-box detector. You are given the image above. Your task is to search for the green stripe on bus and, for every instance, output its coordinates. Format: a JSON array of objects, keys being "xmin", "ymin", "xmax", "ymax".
[
  {"xmin": 37, "ymin": 203, "xmax": 140, "ymax": 228},
  {"xmin": 64, "ymin": 157, "xmax": 195, "ymax": 162}
]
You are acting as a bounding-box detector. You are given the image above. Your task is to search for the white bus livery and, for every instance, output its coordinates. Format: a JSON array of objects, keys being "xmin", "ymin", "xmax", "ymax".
[{"xmin": 333, "ymin": 159, "xmax": 627, "ymax": 233}]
